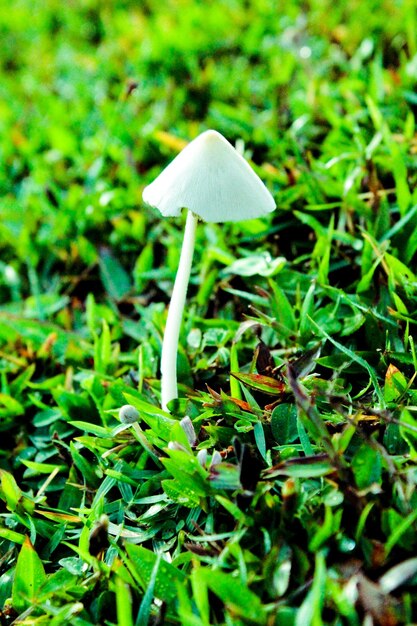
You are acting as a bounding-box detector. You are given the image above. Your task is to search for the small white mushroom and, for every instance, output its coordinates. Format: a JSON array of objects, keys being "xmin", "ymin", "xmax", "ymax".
[
  {"xmin": 118, "ymin": 404, "xmax": 160, "ymax": 462},
  {"xmin": 142, "ymin": 129, "xmax": 276, "ymax": 411},
  {"xmin": 119, "ymin": 404, "xmax": 139, "ymax": 424}
]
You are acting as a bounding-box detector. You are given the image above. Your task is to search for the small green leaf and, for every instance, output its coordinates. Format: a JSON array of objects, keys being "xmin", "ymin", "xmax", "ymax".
[
  {"xmin": 384, "ymin": 252, "xmax": 416, "ymax": 287},
  {"xmin": 309, "ymin": 506, "xmax": 339, "ymax": 551},
  {"xmin": 215, "ymin": 496, "xmax": 253, "ymax": 525},
  {"xmin": 0, "ymin": 527, "xmax": 26, "ymax": 544},
  {"xmin": 94, "ymin": 319, "xmax": 112, "ymax": 374},
  {"xmin": 70, "ymin": 421, "xmax": 110, "ymax": 436},
  {"xmin": 308, "ymin": 316, "xmax": 385, "ymax": 406},
  {"xmin": 299, "ymin": 281, "xmax": 316, "ymax": 339},
  {"xmin": 21, "ymin": 460, "xmax": 66, "ymax": 475},
  {"xmin": 384, "ymin": 364, "xmax": 407, "ymax": 402},
  {"xmin": 271, "ymin": 403, "xmax": 298, "ymax": 445},
  {"xmin": 317, "ymin": 214, "xmax": 334, "ymax": 285},
  {"xmin": 400, "ymin": 408, "xmax": 417, "ymax": 458},
  {"xmin": 162, "ymin": 479, "xmax": 202, "ymax": 507},
  {"xmin": 12, "ymin": 536, "xmax": 47, "ymax": 613},
  {"xmin": 70, "ymin": 442, "xmax": 101, "ymax": 487},
  {"xmin": 53, "ymin": 389, "xmax": 96, "ymax": 422},
  {"xmin": 351, "ymin": 444, "xmax": 382, "ymax": 490},
  {"xmin": 296, "ymin": 552, "xmax": 326, "ymax": 626},
  {"xmin": 208, "ymin": 462, "xmax": 241, "ymax": 491},
  {"xmin": 229, "ymin": 343, "xmax": 242, "ymax": 400},
  {"xmin": 162, "ymin": 449, "xmax": 209, "ymax": 498},
  {"xmin": 0, "ymin": 469, "xmax": 22, "ymax": 512},
  {"xmin": 264, "ymin": 455, "xmax": 334, "ymax": 479},
  {"xmin": 383, "ymin": 423, "xmax": 408, "ymax": 455},
  {"xmin": 99, "ymin": 247, "xmax": 132, "ymax": 300},
  {"xmin": 134, "ymin": 242, "xmax": 154, "ymax": 292},
  {"xmin": 137, "ymin": 553, "xmax": 161, "ymax": 626},
  {"xmin": 268, "ymin": 279, "xmax": 296, "ymax": 335},
  {"xmin": 190, "ymin": 567, "xmax": 210, "ymax": 625},
  {"xmin": 0, "ymin": 393, "xmax": 24, "ymax": 418},
  {"xmin": 0, "ymin": 470, "xmax": 34, "ymax": 514},
  {"xmin": 115, "ymin": 574, "xmax": 134, "ymax": 626},
  {"xmin": 9, "ymin": 364, "xmax": 36, "ymax": 396},
  {"xmin": 124, "ymin": 544, "xmax": 185, "ymax": 603},
  {"xmin": 199, "ymin": 569, "xmax": 266, "ymax": 624},
  {"xmin": 385, "ymin": 508, "xmax": 417, "ymax": 556}
]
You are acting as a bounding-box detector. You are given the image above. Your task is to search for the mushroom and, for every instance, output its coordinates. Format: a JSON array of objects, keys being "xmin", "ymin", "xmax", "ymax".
[
  {"xmin": 142, "ymin": 129, "xmax": 276, "ymax": 411},
  {"xmin": 118, "ymin": 404, "xmax": 161, "ymax": 462}
]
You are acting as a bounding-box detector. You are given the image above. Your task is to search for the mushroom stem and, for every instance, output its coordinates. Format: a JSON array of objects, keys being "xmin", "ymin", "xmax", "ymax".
[{"xmin": 161, "ymin": 209, "xmax": 199, "ymax": 411}]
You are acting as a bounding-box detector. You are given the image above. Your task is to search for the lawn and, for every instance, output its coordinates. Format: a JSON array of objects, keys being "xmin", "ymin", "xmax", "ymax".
[{"xmin": 1, "ymin": 0, "xmax": 417, "ymax": 624}]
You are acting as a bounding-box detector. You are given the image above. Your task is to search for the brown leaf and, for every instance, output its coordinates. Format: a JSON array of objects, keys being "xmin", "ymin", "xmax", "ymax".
[{"xmin": 230, "ymin": 372, "xmax": 286, "ymax": 396}]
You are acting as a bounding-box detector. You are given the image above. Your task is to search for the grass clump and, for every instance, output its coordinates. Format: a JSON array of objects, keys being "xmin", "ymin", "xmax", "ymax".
[{"xmin": 1, "ymin": 0, "xmax": 417, "ymax": 624}]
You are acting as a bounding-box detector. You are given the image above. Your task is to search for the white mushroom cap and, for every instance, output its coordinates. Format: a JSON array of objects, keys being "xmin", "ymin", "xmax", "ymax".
[
  {"xmin": 119, "ymin": 404, "xmax": 139, "ymax": 424},
  {"xmin": 142, "ymin": 130, "xmax": 276, "ymax": 223}
]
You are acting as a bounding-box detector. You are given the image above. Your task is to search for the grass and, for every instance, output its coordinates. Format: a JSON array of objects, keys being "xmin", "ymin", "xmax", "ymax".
[{"xmin": 1, "ymin": 0, "xmax": 417, "ymax": 624}]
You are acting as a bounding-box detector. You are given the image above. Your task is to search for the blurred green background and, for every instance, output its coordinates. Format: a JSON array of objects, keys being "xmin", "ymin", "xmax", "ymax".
[{"xmin": 1, "ymin": 0, "xmax": 416, "ymax": 306}]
